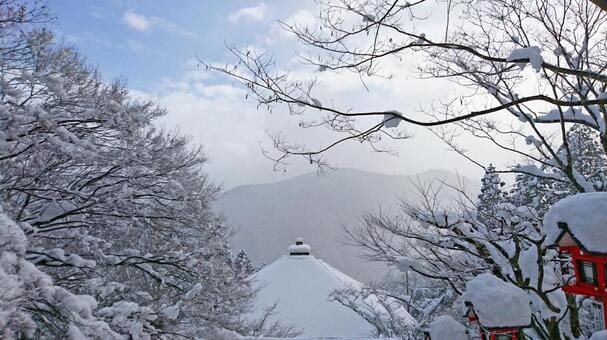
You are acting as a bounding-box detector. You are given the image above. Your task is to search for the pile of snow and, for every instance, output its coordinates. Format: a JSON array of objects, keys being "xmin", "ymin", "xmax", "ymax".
[
  {"xmin": 250, "ymin": 240, "xmax": 417, "ymax": 338},
  {"xmin": 428, "ymin": 315, "xmax": 467, "ymax": 340},
  {"xmin": 506, "ymin": 46, "xmax": 544, "ymax": 72},
  {"xmin": 591, "ymin": 330, "xmax": 607, "ymax": 340},
  {"xmin": 544, "ymin": 192, "xmax": 607, "ymax": 253},
  {"xmin": 463, "ymin": 274, "xmax": 531, "ymax": 328}
]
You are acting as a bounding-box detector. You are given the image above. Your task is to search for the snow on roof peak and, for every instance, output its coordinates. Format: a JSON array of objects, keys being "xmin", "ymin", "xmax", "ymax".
[
  {"xmin": 544, "ymin": 192, "xmax": 607, "ymax": 254},
  {"xmin": 463, "ymin": 274, "xmax": 532, "ymax": 328},
  {"xmin": 288, "ymin": 237, "xmax": 311, "ymax": 256}
]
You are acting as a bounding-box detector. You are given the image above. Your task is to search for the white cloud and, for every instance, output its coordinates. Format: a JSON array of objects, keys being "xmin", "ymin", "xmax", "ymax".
[
  {"xmin": 126, "ymin": 3, "xmax": 512, "ymax": 188},
  {"xmin": 285, "ymin": 9, "xmax": 317, "ymax": 28},
  {"xmin": 228, "ymin": 3, "xmax": 268, "ymax": 24},
  {"xmin": 123, "ymin": 11, "xmax": 153, "ymax": 32},
  {"xmin": 122, "ymin": 11, "xmax": 196, "ymax": 37},
  {"xmin": 138, "ymin": 52, "xmax": 495, "ymax": 189}
]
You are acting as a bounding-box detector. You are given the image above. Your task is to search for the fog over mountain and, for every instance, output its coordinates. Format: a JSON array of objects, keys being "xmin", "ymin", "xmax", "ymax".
[{"xmin": 216, "ymin": 168, "xmax": 480, "ymax": 282}]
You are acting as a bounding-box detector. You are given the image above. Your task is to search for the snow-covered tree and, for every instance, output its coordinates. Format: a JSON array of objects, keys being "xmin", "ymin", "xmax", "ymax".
[
  {"xmin": 549, "ymin": 124, "xmax": 607, "ymax": 196},
  {"xmin": 476, "ymin": 164, "xmax": 507, "ymax": 226},
  {"xmin": 234, "ymin": 249, "xmax": 256, "ymax": 276},
  {"xmin": 510, "ymin": 124, "xmax": 607, "ymax": 215},
  {"xmin": 509, "ymin": 172, "xmax": 556, "ymax": 216},
  {"xmin": 345, "ymin": 175, "xmax": 584, "ymax": 338},
  {"xmin": 329, "ymin": 285, "xmax": 417, "ymax": 338},
  {"xmin": 379, "ymin": 268, "xmax": 456, "ymax": 323},
  {"xmin": 342, "ymin": 126, "xmax": 607, "ymax": 338},
  {"xmin": 0, "ymin": 2, "xmax": 257, "ymax": 338},
  {"xmin": 0, "ymin": 208, "xmax": 119, "ymax": 338}
]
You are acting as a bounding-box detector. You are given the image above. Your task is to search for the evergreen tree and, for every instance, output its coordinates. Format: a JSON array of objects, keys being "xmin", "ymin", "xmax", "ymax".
[
  {"xmin": 508, "ymin": 173, "xmax": 556, "ymax": 215},
  {"xmin": 234, "ymin": 249, "xmax": 255, "ymax": 276},
  {"xmin": 510, "ymin": 125, "xmax": 607, "ymax": 215},
  {"xmin": 554, "ymin": 125, "xmax": 607, "ymax": 193},
  {"xmin": 476, "ymin": 164, "xmax": 507, "ymax": 226}
]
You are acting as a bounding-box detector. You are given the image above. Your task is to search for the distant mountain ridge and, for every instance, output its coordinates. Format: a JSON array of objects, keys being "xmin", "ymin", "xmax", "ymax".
[{"xmin": 215, "ymin": 168, "xmax": 479, "ymax": 282}]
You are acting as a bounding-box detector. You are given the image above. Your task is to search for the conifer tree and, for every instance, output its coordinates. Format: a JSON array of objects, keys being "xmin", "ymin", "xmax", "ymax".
[
  {"xmin": 234, "ymin": 249, "xmax": 255, "ymax": 276},
  {"xmin": 510, "ymin": 125, "xmax": 607, "ymax": 215},
  {"xmin": 476, "ymin": 164, "xmax": 507, "ymax": 226}
]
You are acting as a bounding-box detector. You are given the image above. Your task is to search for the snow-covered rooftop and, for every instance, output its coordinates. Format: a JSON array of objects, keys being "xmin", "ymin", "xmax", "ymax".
[
  {"xmin": 250, "ymin": 238, "xmax": 416, "ymax": 338},
  {"xmin": 463, "ymin": 274, "xmax": 532, "ymax": 329},
  {"xmin": 544, "ymin": 192, "xmax": 607, "ymax": 254},
  {"xmin": 428, "ymin": 315, "xmax": 467, "ymax": 340}
]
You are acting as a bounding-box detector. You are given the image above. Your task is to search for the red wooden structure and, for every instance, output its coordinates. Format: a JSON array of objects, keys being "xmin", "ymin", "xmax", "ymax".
[
  {"xmin": 464, "ymin": 302, "xmax": 522, "ymax": 340},
  {"xmin": 554, "ymin": 222, "xmax": 607, "ymax": 329}
]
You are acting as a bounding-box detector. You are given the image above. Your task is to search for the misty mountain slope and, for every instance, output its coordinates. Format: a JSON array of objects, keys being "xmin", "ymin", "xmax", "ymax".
[{"xmin": 215, "ymin": 168, "xmax": 479, "ymax": 282}]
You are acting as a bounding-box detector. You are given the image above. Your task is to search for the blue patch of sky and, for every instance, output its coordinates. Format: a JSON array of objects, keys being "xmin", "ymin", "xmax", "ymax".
[{"xmin": 46, "ymin": 1, "xmax": 304, "ymax": 90}]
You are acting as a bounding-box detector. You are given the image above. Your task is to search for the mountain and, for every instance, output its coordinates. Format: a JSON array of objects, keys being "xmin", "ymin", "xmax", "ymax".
[{"xmin": 215, "ymin": 168, "xmax": 479, "ymax": 282}]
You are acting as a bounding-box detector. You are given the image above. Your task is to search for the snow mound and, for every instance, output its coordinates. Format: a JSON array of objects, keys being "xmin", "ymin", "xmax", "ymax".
[
  {"xmin": 544, "ymin": 192, "xmax": 607, "ymax": 253},
  {"xmin": 463, "ymin": 274, "xmax": 531, "ymax": 328},
  {"xmin": 429, "ymin": 315, "xmax": 467, "ymax": 340}
]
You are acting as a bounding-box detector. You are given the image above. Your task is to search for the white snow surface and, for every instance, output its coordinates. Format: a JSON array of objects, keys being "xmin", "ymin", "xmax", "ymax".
[
  {"xmin": 506, "ymin": 46, "xmax": 544, "ymax": 72},
  {"xmin": 250, "ymin": 253, "xmax": 416, "ymax": 337},
  {"xmin": 429, "ymin": 315, "xmax": 467, "ymax": 340},
  {"xmin": 544, "ymin": 192, "xmax": 607, "ymax": 253},
  {"xmin": 591, "ymin": 330, "xmax": 607, "ymax": 340},
  {"xmin": 162, "ymin": 304, "xmax": 180, "ymax": 320},
  {"xmin": 463, "ymin": 274, "xmax": 532, "ymax": 328}
]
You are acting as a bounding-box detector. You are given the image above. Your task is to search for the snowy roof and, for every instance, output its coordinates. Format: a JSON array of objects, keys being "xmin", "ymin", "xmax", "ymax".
[
  {"xmin": 428, "ymin": 315, "xmax": 467, "ymax": 340},
  {"xmin": 250, "ymin": 239, "xmax": 417, "ymax": 338},
  {"xmin": 544, "ymin": 192, "xmax": 607, "ymax": 254},
  {"xmin": 463, "ymin": 274, "xmax": 532, "ymax": 328}
]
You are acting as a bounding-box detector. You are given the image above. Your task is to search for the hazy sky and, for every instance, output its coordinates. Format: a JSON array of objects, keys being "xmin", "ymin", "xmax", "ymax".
[{"xmin": 48, "ymin": 0, "xmax": 518, "ymax": 189}]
